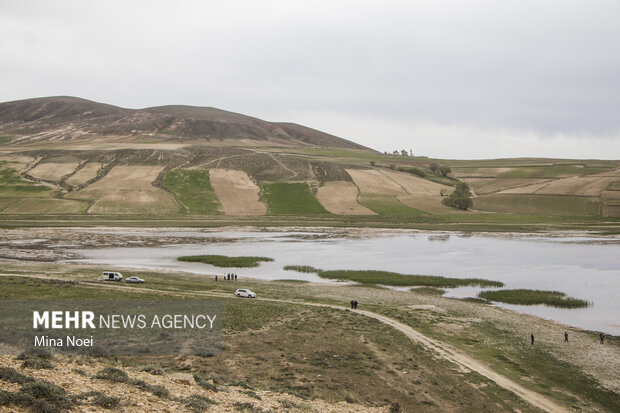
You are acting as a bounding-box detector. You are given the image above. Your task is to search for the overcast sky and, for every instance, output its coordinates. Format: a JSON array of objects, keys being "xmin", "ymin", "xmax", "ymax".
[{"xmin": 1, "ymin": 0, "xmax": 619, "ymax": 159}]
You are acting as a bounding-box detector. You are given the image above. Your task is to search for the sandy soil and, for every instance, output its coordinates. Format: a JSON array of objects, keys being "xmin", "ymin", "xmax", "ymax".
[
  {"xmin": 66, "ymin": 162, "xmax": 101, "ymax": 186},
  {"xmin": 28, "ymin": 162, "xmax": 80, "ymax": 182},
  {"xmin": 0, "ymin": 198, "xmax": 87, "ymax": 215},
  {"xmin": 316, "ymin": 181, "xmax": 376, "ymax": 215},
  {"xmin": 209, "ymin": 169, "xmax": 266, "ymax": 215},
  {"xmin": 345, "ymin": 169, "xmax": 404, "ymax": 194},
  {"xmin": 69, "ymin": 166, "xmax": 180, "ymax": 214}
]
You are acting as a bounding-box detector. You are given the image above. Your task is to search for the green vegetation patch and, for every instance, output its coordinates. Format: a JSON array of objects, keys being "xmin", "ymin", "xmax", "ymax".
[
  {"xmin": 261, "ymin": 182, "xmax": 329, "ymax": 215},
  {"xmin": 317, "ymin": 270, "xmax": 503, "ymax": 288},
  {"xmin": 358, "ymin": 194, "xmax": 426, "ymax": 216},
  {"xmin": 474, "ymin": 194, "xmax": 601, "ymax": 216},
  {"xmin": 178, "ymin": 254, "xmax": 274, "ymax": 267},
  {"xmin": 607, "ymin": 181, "xmax": 620, "ymax": 191},
  {"xmin": 0, "ymin": 161, "xmax": 51, "ymax": 197},
  {"xmin": 283, "ymin": 265, "xmax": 320, "ymax": 273},
  {"xmin": 0, "ymin": 136, "xmax": 13, "ymax": 144},
  {"xmin": 478, "ymin": 289, "xmax": 589, "ymax": 308},
  {"xmin": 162, "ymin": 169, "xmax": 223, "ymax": 214},
  {"xmin": 0, "ymin": 367, "xmax": 73, "ymax": 413},
  {"xmin": 499, "ymin": 165, "xmax": 611, "ymax": 178}
]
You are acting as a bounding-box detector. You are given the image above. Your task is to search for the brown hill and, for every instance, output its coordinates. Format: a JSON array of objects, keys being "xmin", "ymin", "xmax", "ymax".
[{"xmin": 0, "ymin": 96, "xmax": 370, "ymax": 150}]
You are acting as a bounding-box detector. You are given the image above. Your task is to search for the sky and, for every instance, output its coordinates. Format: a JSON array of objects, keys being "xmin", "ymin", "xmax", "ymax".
[{"xmin": 1, "ymin": 0, "xmax": 619, "ymax": 159}]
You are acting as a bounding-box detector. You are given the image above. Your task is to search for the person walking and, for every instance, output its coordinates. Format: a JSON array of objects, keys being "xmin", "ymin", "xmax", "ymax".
[
  {"xmin": 234, "ymin": 274, "xmax": 237, "ymax": 281},
  {"xmin": 353, "ymin": 300, "xmax": 358, "ymax": 309},
  {"xmin": 531, "ymin": 333, "xmax": 535, "ymax": 345},
  {"xmin": 215, "ymin": 275, "xmax": 218, "ymax": 282},
  {"xmin": 600, "ymin": 332, "xmax": 605, "ymax": 344},
  {"xmin": 564, "ymin": 332, "xmax": 568, "ymax": 342},
  {"xmin": 350, "ymin": 300, "xmax": 354, "ymax": 309}
]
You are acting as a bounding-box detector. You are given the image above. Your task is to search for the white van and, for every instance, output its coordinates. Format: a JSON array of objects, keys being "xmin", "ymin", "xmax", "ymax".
[{"xmin": 102, "ymin": 271, "xmax": 123, "ymax": 281}]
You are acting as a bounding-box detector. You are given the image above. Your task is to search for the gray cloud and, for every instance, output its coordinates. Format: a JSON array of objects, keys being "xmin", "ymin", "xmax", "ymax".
[{"xmin": 1, "ymin": 0, "xmax": 619, "ymax": 158}]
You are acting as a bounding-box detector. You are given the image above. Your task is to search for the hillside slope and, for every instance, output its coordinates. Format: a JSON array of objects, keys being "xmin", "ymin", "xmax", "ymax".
[{"xmin": 0, "ymin": 96, "xmax": 369, "ymax": 150}]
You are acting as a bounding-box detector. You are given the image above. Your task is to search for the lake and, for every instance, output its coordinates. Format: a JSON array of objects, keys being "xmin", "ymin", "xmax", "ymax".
[{"xmin": 65, "ymin": 228, "xmax": 620, "ymax": 335}]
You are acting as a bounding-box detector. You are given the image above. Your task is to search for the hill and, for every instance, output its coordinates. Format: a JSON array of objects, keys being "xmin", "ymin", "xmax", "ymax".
[
  {"xmin": 0, "ymin": 96, "xmax": 368, "ymax": 149},
  {"xmin": 0, "ymin": 96, "xmax": 619, "ymax": 227}
]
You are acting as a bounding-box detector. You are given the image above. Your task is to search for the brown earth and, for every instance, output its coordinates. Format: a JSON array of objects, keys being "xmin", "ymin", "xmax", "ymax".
[
  {"xmin": 28, "ymin": 162, "xmax": 80, "ymax": 182},
  {"xmin": 316, "ymin": 181, "xmax": 376, "ymax": 215},
  {"xmin": 68, "ymin": 166, "xmax": 180, "ymax": 214},
  {"xmin": 208, "ymin": 169, "xmax": 266, "ymax": 216},
  {"xmin": 65, "ymin": 163, "xmax": 102, "ymax": 186}
]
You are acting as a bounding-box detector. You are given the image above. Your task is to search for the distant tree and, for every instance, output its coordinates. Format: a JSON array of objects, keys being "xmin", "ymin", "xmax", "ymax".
[
  {"xmin": 400, "ymin": 149, "xmax": 408, "ymax": 156},
  {"xmin": 429, "ymin": 162, "xmax": 439, "ymax": 174},
  {"xmin": 438, "ymin": 165, "xmax": 452, "ymax": 177},
  {"xmin": 370, "ymin": 160, "xmax": 376, "ymax": 166},
  {"xmin": 442, "ymin": 182, "xmax": 473, "ymax": 210}
]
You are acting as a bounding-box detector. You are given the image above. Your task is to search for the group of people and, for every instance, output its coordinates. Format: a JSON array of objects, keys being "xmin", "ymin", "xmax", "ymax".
[
  {"xmin": 530, "ymin": 331, "xmax": 605, "ymax": 345},
  {"xmin": 215, "ymin": 273, "xmax": 238, "ymax": 281},
  {"xmin": 350, "ymin": 299, "xmax": 358, "ymax": 309}
]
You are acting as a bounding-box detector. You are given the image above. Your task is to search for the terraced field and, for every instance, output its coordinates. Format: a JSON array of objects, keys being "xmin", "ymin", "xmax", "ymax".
[
  {"xmin": 66, "ymin": 162, "xmax": 102, "ymax": 186},
  {"xmin": 208, "ymin": 169, "xmax": 265, "ymax": 215},
  {"xmin": 28, "ymin": 162, "xmax": 79, "ymax": 182},
  {"xmin": 0, "ymin": 197, "xmax": 87, "ymax": 214},
  {"xmin": 69, "ymin": 165, "xmax": 180, "ymax": 214},
  {"xmin": 162, "ymin": 169, "xmax": 223, "ymax": 215},
  {"xmin": 473, "ymin": 195, "xmax": 601, "ymax": 216},
  {"xmin": 316, "ymin": 181, "xmax": 375, "ymax": 215},
  {"xmin": 261, "ymin": 182, "xmax": 329, "ymax": 215}
]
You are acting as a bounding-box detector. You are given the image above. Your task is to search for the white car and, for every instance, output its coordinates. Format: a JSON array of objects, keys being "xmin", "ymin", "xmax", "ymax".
[
  {"xmin": 125, "ymin": 276, "xmax": 145, "ymax": 284},
  {"xmin": 235, "ymin": 289, "xmax": 256, "ymax": 298}
]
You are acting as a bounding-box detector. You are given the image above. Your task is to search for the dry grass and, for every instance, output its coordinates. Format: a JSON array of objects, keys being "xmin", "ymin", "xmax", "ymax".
[
  {"xmin": 380, "ymin": 170, "xmax": 450, "ymax": 196},
  {"xmin": 0, "ymin": 198, "xmax": 88, "ymax": 214},
  {"xmin": 65, "ymin": 163, "xmax": 101, "ymax": 186},
  {"xmin": 69, "ymin": 165, "xmax": 180, "ymax": 214},
  {"xmin": 346, "ymin": 169, "xmax": 404, "ymax": 194},
  {"xmin": 28, "ymin": 162, "xmax": 79, "ymax": 182},
  {"xmin": 316, "ymin": 181, "xmax": 375, "ymax": 215},
  {"xmin": 462, "ymin": 178, "xmax": 550, "ymax": 195},
  {"xmin": 209, "ymin": 169, "xmax": 266, "ymax": 216}
]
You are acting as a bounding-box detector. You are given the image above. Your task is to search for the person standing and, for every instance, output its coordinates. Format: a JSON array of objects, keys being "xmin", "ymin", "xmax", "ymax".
[
  {"xmin": 215, "ymin": 275, "xmax": 218, "ymax": 282},
  {"xmin": 564, "ymin": 332, "xmax": 568, "ymax": 342},
  {"xmin": 600, "ymin": 332, "xmax": 605, "ymax": 344},
  {"xmin": 531, "ymin": 333, "xmax": 535, "ymax": 345}
]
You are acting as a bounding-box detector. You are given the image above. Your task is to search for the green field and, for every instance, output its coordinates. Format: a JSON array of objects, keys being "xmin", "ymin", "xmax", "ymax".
[
  {"xmin": 498, "ymin": 165, "xmax": 611, "ymax": 178},
  {"xmin": 0, "ymin": 161, "xmax": 52, "ymax": 198},
  {"xmin": 474, "ymin": 194, "xmax": 601, "ymax": 216},
  {"xmin": 317, "ymin": 269, "xmax": 503, "ymax": 288},
  {"xmin": 260, "ymin": 182, "xmax": 329, "ymax": 215},
  {"xmin": 358, "ymin": 194, "xmax": 427, "ymax": 216},
  {"xmin": 478, "ymin": 289, "xmax": 589, "ymax": 308},
  {"xmin": 177, "ymin": 254, "xmax": 274, "ymax": 267},
  {"xmin": 162, "ymin": 169, "xmax": 223, "ymax": 214}
]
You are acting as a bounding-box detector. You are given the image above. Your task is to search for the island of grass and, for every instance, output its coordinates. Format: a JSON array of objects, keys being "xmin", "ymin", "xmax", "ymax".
[
  {"xmin": 478, "ymin": 289, "xmax": 589, "ymax": 309},
  {"xmin": 316, "ymin": 269, "xmax": 503, "ymax": 288},
  {"xmin": 283, "ymin": 265, "xmax": 321, "ymax": 273},
  {"xmin": 177, "ymin": 255, "xmax": 274, "ymax": 268}
]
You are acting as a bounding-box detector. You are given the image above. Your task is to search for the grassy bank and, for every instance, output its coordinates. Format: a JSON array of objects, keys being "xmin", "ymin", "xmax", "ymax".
[
  {"xmin": 177, "ymin": 254, "xmax": 274, "ymax": 268},
  {"xmin": 478, "ymin": 289, "xmax": 589, "ymax": 308},
  {"xmin": 317, "ymin": 269, "xmax": 503, "ymax": 288}
]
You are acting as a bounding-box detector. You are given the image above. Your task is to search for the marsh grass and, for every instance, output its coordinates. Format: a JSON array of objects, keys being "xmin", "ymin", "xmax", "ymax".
[
  {"xmin": 318, "ymin": 270, "xmax": 503, "ymax": 288},
  {"xmin": 478, "ymin": 289, "xmax": 589, "ymax": 308},
  {"xmin": 283, "ymin": 265, "xmax": 320, "ymax": 273},
  {"xmin": 178, "ymin": 254, "xmax": 274, "ymax": 267}
]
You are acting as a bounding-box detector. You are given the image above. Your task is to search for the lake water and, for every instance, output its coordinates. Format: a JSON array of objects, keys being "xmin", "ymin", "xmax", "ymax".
[{"xmin": 66, "ymin": 229, "xmax": 620, "ymax": 335}]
